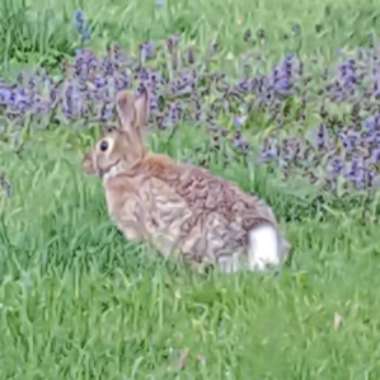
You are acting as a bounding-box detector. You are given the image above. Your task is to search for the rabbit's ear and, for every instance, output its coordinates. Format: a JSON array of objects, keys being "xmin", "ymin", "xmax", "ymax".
[
  {"xmin": 116, "ymin": 88, "xmax": 149, "ymax": 129},
  {"xmin": 133, "ymin": 87, "xmax": 150, "ymax": 128},
  {"xmin": 116, "ymin": 90, "xmax": 137, "ymax": 129},
  {"xmin": 115, "ymin": 90, "xmax": 146, "ymax": 154}
]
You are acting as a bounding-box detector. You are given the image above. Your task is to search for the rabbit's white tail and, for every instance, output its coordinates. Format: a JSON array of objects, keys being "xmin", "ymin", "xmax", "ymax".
[{"xmin": 248, "ymin": 224, "xmax": 283, "ymax": 271}]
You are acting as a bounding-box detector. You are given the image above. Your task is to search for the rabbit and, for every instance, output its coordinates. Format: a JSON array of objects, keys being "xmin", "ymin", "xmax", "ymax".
[{"xmin": 82, "ymin": 88, "xmax": 290, "ymax": 273}]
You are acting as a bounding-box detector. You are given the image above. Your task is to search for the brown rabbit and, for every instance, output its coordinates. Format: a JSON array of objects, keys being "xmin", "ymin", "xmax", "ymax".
[{"xmin": 82, "ymin": 89, "xmax": 290, "ymax": 273}]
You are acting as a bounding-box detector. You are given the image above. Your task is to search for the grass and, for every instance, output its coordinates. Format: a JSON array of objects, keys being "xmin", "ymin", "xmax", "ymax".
[
  {"xmin": 1, "ymin": 0, "xmax": 380, "ymax": 379},
  {"xmin": 2, "ymin": 0, "xmax": 380, "ymax": 75},
  {"xmin": 1, "ymin": 128, "xmax": 380, "ymax": 379}
]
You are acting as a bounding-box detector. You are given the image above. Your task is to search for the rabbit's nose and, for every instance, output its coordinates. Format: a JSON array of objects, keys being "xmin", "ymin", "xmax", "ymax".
[{"xmin": 82, "ymin": 152, "xmax": 95, "ymax": 175}]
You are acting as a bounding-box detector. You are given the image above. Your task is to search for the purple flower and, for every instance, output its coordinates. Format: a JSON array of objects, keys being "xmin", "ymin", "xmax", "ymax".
[
  {"xmin": 316, "ymin": 124, "xmax": 328, "ymax": 149},
  {"xmin": 274, "ymin": 78, "xmax": 291, "ymax": 94},
  {"xmin": 0, "ymin": 88, "xmax": 12, "ymax": 105},
  {"xmin": 140, "ymin": 42, "xmax": 156, "ymax": 61},
  {"xmin": 267, "ymin": 54, "xmax": 300, "ymax": 97},
  {"xmin": 187, "ymin": 47, "xmax": 195, "ymax": 64},
  {"xmin": 94, "ymin": 76, "xmax": 107, "ymax": 89},
  {"xmin": 170, "ymin": 71, "xmax": 197, "ymax": 96},
  {"xmin": 236, "ymin": 80, "xmax": 250, "ymax": 93},
  {"xmin": 329, "ymin": 157, "xmax": 344, "ymax": 175},
  {"xmin": 74, "ymin": 10, "xmax": 85, "ymax": 25},
  {"xmin": 167, "ymin": 34, "xmax": 180, "ymax": 53},
  {"xmin": 33, "ymin": 97, "xmax": 50, "ymax": 114},
  {"xmin": 113, "ymin": 73, "xmax": 129, "ymax": 91},
  {"xmin": 0, "ymin": 38, "xmax": 377, "ymax": 194},
  {"xmin": 11, "ymin": 89, "xmax": 32, "ymax": 112},
  {"xmin": 63, "ymin": 83, "xmax": 84, "ymax": 119},
  {"xmin": 345, "ymin": 159, "xmax": 367, "ymax": 188},
  {"xmin": 73, "ymin": 10, "xmax": 91, "ymax": 43},
  {"xmin": 100, "ymin": 102, "xmax": 114, "ymax": 121},
  {"xmin": 260, "ymin": 139, "xmax": 279, "ymax": 162},
  {"xmin": 339, "ymin": 131, "xmax": 360, "ymax": 152},
  {"xmin": 148, "ymin": 93, "xmax": 159, "ymax": 113},
  {"xmin": 233, "ymin": 132, "xmax": 250, "ymax": 152},
  {"xmin": 363, "ymin": 115, "xmax": 380, "ymax": 133},
  {"xmin": 372, "ymin": 148, "xmax": 380, "ymax": 163}
]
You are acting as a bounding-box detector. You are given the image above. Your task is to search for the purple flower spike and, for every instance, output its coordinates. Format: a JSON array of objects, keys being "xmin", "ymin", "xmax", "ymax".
[
  {"xmin": 73, "ymin": 10, "xmax": 91, "ymax": 43},
  {"xmin": 140, "ymin": 42, "xmax": 156, "ymax": 61},
  {"xmin": 0, "ymin": 87, "xmax": 12, "ymax": 105},
  {"xmin": 329, "ymin": 157, "xmax": 344, "ymax": 175},
  {"xmin": 372, "ymin": 148, "xmax": 380, "ymax": 163},
  {"xmin": 260, "ymin": 139, "xmax": 279, "ymax": 162},
  {"xmin": 0, "ymin": 36, "xmax": 378, "ymax": 194},
  {"xmin": 233, "ymin": 133, "xmax": 250, "ymax": 152},
  {"xmin": 316, "ymin": 124, "xmax": 328, "ymax": 149},
  {"xmin": 364, "ymin": 115, "xmax": 380, "ymax": 133}
]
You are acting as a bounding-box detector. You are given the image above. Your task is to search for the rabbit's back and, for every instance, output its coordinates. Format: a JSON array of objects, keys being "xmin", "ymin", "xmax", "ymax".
[{"xmin": 135, "ymin": 156, "xmax": 283, "ymax": 267}]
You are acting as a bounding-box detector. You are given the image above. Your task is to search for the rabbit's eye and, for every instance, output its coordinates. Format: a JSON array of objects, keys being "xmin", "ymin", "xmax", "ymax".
[
  {"xmin": 106, "ymin": 126, "xmax": 116, "ymax": 133},
  {"xmin": 100, "ymin": 140, "xmax": 109, "ymax": 152}
]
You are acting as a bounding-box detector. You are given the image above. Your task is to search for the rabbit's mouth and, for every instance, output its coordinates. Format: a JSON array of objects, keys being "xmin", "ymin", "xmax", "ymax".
[{"xmin": 100, "ymin": 159, "xmax": 121, "ymax": 180}]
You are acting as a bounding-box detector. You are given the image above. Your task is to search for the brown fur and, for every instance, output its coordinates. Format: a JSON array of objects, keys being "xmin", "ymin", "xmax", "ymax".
[{"xmin": 82, "ymin": 89, "xmax": 290, "ymax": 271}]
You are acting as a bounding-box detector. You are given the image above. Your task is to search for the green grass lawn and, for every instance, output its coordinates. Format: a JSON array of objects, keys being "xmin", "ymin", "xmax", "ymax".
[
  {"xmin": 2, "ymin": 0, "xmax": 380, "ymax": 75},
  {"xmin": 1, "ymin": 0, "xmax": 380, "ymax": 379},
  {"xmin": 1, "ymin": 129, "xmax": 380, "ymax": 379}
]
